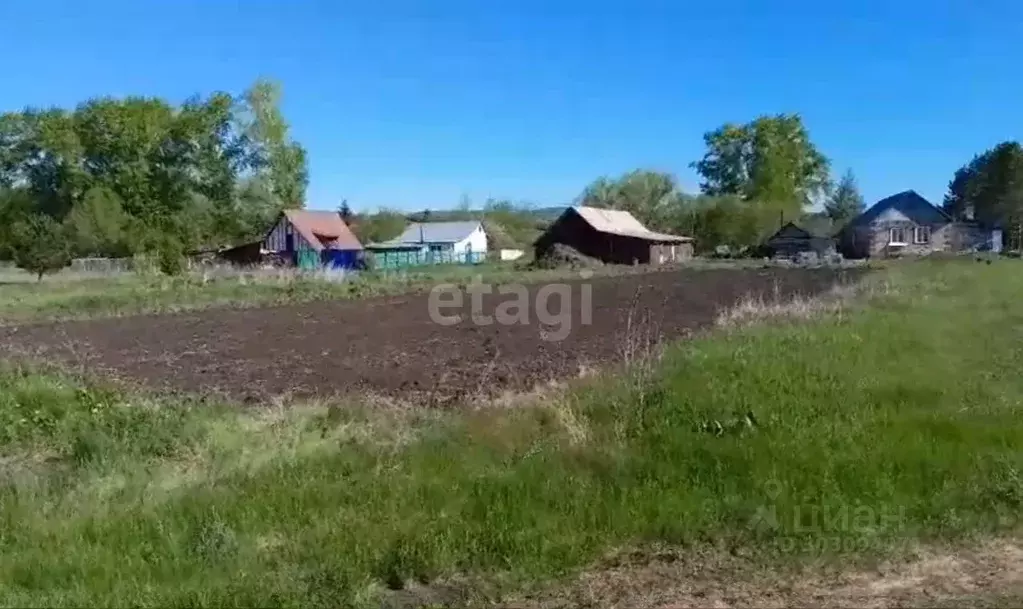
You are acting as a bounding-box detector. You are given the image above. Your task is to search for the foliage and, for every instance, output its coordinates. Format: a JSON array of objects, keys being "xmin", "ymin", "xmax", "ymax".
[
  {"xmin": 0, "ymin": 187, "xmax": 36, "ymax": 259},
  {"xmin": 667, "ymin": 194, "xmax": 769, "ymax": 253},
  {"xmin": 9, "ymin": 214, "xmax": 72, "ymax": 279},
  {"xmin": 65, "ymin": 186, "xmax": 129, "ymax": 257},
  {"xmin": 578, "ymin": 169, "xmax": 682, "ymax": 228},
  {"xmin": 156, "ymin": 236, "xmax": 185, "ymax": 276},
  {"xmin": 692, "ymin": 114, "xmax": 831, "ymax": 219},
  {"xmin": 350, "ymin": 208, "xmax": 408, "ymax": 244},
  {"xmin": 944, "ymin": 141, "xmax": 1023, "ymax": 246},
  {"xmin": 0, "ymin": 79, "xmax": 307, "ymax": 259},
  {"xmin": 824, "ymin": 170, "xmax": 866, "ymax": 227},
  {"xmin": 235, "ymin": 78, "xmax": 308, "ymax": 208}
]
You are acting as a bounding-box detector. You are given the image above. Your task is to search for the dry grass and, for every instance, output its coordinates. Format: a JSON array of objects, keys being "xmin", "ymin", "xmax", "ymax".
[{"xmin": 715, "ymin": 273, "xmax": 901, "ymax": 329}]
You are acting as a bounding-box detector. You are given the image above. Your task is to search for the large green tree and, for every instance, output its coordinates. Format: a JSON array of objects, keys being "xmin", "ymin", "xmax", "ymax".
[
  {"xmin": 824, "ymin": 169, "xmax": 865, "ymax": 227},
  {"xmin": 235, "ymin": 79, "xmax": 308, "ymax": 209},
  {"xmin": 578, "ymin": 170, "xmax": 683, "ymax": 229},
  {"xmin": 691, "ymin": 114, "xmax": 831, "ymax": 220}
]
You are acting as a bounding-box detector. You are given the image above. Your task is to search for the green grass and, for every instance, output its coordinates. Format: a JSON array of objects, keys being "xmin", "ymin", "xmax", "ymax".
[
  {"xmin": 0, "ymin": 262, "xmax": 603, "ymax": 324},
  {"xmin": 1, "ymin": 260, "xmax": 1022, "ymax": 607}
]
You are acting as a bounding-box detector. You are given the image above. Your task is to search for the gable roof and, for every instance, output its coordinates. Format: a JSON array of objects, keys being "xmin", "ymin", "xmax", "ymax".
[
  {"xmin": 569, "ymin": 206, "xmax": 693, "ymax": 243},
  {"xmin": 280, "ymin": 210, "xmax": 363, "ymax": 251},
  {"xmin": 767, "ymin": 222, "xmax": 813, "ymax": 241},
  {"xmin": 371, "ymin": 221, "xmax": 483, "ymax": 246},
  {"xmin": 851, "ymin": 190, "xmax": 952, "ymax": 227}
]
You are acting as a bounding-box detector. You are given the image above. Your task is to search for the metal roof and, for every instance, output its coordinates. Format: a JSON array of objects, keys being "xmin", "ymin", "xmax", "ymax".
[
  {"xmin": 369, "ymin": 221, "xmax": 483, "ymax": 247},
  {"xmin": 571, "ymin": 206, "xmax": 693, "ymax": 243},
  {"xmin": 281, "ymin": 210, "xmax": 363, "ymax": 251}
]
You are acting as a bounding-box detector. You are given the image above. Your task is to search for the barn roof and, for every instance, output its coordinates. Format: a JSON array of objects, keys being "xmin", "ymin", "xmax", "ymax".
[
  {"xmin": 571, "ymin": 206, "xmax": 693, "ymax": 243},
  {"xmin": 368, "ymin": 221, "xmax": 483, "ymax": 247},
  {"xmin": 281, "ymin": 210, "xmax": 363, "ymax": 251},
  {"xmin": 850, "ymin": 190, "xmax": 952, "ymax": 227}
]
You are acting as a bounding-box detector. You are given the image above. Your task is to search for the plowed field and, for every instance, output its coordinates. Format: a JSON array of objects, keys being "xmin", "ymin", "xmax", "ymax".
[{"xmin": 0, "ymin": 267, "xmax": 862, "ymax": 403}]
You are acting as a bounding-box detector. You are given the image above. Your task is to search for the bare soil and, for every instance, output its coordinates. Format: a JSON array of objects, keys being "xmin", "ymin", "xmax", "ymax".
[
  {"xmin": 0, "ymin": 268, "xmax": 861, "ymax": 404},
  {"xmin": 503, "ymin": 539, "xmax": 1023, "ymax": 608}
]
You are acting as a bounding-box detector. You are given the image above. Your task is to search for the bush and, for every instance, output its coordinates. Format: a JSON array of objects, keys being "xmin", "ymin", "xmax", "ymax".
[
  {"xmin": 157, "ymin": 238, "xmax": 185, "ymax": 276},
  {"xmin": 9, "ymin": 214, "xmax": 72, "ymax": 280}
]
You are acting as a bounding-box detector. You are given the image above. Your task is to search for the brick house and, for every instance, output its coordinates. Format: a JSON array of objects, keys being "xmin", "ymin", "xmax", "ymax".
[{"xmin": 837, "ymin": 190, "xmax": 1002, "ymax": 258}]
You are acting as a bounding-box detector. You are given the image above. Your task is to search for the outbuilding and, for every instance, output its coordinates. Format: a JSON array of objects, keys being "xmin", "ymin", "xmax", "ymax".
[
  {"xmin": 763, "ymin": 222, "xmax": 836, "ymax": 259},
  {"xmin": 534, "ymin": 206, "xmax": 693, "ymax": 265},
  {"xmin": 263, "ymin": 210, "xmax": 363, "ymax": 269}
]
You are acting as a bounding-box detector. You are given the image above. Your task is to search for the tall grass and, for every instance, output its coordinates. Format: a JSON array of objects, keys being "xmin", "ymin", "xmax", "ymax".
[{"xmin": 1, "ymin": 260, "xmax": 1022, "ymax": 607}]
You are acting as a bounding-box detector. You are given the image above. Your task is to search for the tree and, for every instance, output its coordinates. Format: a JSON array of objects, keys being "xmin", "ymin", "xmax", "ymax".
[
  {"xmin": 0, "ymin": 187, "xmax": 35, "ymax": 259},
  {"xmin": 578, "ymin": 170, "xmax": 683, "ymax": 229},
  {"xmin": 0, "ymin": 79, "xmax": 307, "ymax": 256},
  {"xmin": 824, "ymin": 170, "xmax": 865, "ymax": 226},
  {"xmin": 337, "ymin": 199, "xmax": 353, "ymax": 223},
  {"xmin": 236, "ymin": 78, "xmax": 308, "ymax": 207},
  {"xmin": 66, "ymin": 186, "xmax": 128, "ymax": 256},
  {"xmin": 10, "ymin": 214, "xmax": 72, "ymax": 280},
  {"xmin": 944, "ymin": 142, "xmax": 1023, "ymax": 247},
  {"xmin": 691, "ymin": 114, "xmax": 831, "ymax": 220},
  {"xmin": 352, "ymin": 209, "xmax": 407, "ymax": 243}
]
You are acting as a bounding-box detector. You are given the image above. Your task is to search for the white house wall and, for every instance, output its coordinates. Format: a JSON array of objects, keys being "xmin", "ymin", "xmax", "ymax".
[{"xmin": 456, "ymin": 225, "xmax": 488, "ymax": 253}]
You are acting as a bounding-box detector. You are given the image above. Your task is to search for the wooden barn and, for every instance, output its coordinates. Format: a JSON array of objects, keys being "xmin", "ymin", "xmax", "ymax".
[
  {"xmin": 534, "ymin": 206, "xmax": 693, "ymax": 265},
  {"xmin": 263, "ymin": 210, "xmax": 363, "ymax": 269}
]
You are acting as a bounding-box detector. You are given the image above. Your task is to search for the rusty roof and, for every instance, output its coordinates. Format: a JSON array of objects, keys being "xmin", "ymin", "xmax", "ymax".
[
  {"xmin": 282, "ymin": 210, "xmax": 363, "ymax": 251},
  {"xmin": 572, "ymin": 206, "xmax": 693, "ymax": 243}
]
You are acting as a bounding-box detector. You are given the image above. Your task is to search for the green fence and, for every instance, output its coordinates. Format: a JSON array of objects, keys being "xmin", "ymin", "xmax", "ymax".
[{"xmin": 369, "ymin": 249, "xmax": 486, "ymax": 270}]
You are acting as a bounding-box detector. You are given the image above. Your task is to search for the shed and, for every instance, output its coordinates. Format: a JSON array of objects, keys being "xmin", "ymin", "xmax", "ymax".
[
  {"xmin": 263, "ymin": 210, "xmax": 363, "ymax": 270},
  {"xmin": 764, "ymin": 222, "xmax": 836, "ymax": 259},
  {"xmin": 366, "ymin": 221, "xmax": 488, "ymax": 268},
  {"xmin": 534, "ymin": 206, "xmax": 693, "ymax": 265}
]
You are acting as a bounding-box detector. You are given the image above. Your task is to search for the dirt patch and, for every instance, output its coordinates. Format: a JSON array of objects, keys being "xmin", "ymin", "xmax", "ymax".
[
  {"xmin": 0, "ymin": 268, "xmax": 861, "ymax": 404},
  {"xmin": 506, "ymin": 540, "xmax": 1023, "ymax": 608}
]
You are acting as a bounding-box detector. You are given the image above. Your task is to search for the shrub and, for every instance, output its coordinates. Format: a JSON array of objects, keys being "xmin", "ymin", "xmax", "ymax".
[{"xmin": 10, "ymin": 214, "xmax": 72, "ymax": 280}]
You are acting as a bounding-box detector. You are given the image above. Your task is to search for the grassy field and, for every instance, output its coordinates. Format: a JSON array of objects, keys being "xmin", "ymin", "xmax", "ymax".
[
  {"xmin": 0, "ymin": 263, "xmax": 593, "ymax": 324},
  {"xmin": 1, "ymin": 259, "xmax": 1021, "ymax": 607}
]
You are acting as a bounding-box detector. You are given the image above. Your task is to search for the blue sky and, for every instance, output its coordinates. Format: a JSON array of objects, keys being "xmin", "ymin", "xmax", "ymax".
[{"xmin": 1, "ymin": 1, "xmax": 1020, "ymax": 212}]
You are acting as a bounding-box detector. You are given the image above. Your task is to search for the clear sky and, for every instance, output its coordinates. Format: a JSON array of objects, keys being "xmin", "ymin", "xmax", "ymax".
[{"xmin": 1, "ymin": 0, "xmax": 1020, "ymax": 212}]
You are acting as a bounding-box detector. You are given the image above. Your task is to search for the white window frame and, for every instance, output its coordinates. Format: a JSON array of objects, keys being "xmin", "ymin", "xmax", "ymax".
[
  {"xmin": 889, "ymin": 227, "xmax": 907, "ymax": 246},
  {"xmin": 914, "ymin": 226, "xmax": 931, "ymax": 244}
]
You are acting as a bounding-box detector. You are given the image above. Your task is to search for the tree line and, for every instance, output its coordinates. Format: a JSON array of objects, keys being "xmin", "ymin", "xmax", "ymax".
[
  {"xmin": 2, "ymin": 83, "xmax": 1020, "ymax": 278},
  {"xmin": 571, "ymin": 114, "xmax": 865, "ymax": 253},
  {"xmin": 0, "ymin": 79, "xmax": 307, "ymax": 277}
]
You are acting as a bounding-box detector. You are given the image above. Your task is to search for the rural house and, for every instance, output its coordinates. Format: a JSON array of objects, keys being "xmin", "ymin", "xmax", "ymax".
[
  {"xmin": 365, "ymin": 221, "xmax": 488, "ymax": 268},
  {"xmin": 534, "ymin": 206, "xmax": 693, "ymax": 265},
  {"xmin": 263, "ymin": 209, "xmax": 364, "ymax": 269},
  {"xmin": 764, "ymin": 222, "xmax": 836, "ymax": 259},
  {"xmin": 837, "ymin": 190, "xmax": 1002, "ymax": 259}
]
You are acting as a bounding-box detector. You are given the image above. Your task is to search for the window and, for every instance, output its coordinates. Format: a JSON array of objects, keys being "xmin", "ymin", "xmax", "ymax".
[
  {"xmin": 914, "ymin": 226, "xmax": 931, "ymax": 244},
  {"xmin": 889, "ymin": 227, "xmax": 907, "ymax": 245}
]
